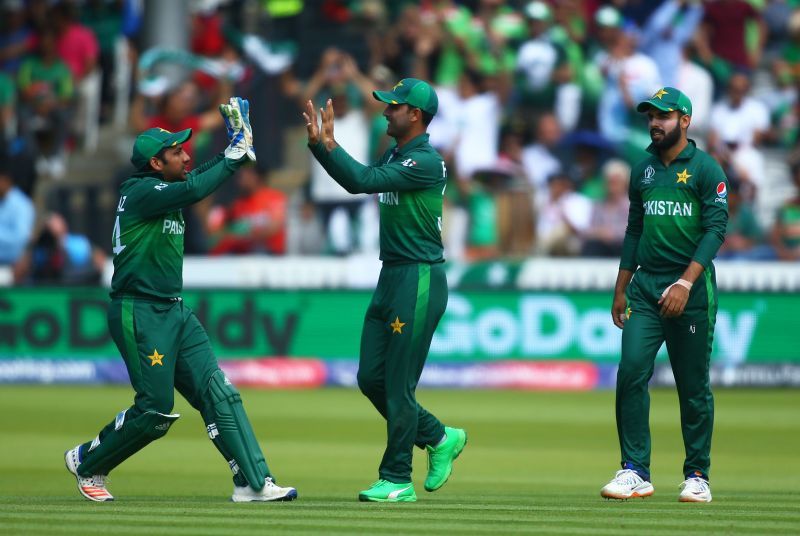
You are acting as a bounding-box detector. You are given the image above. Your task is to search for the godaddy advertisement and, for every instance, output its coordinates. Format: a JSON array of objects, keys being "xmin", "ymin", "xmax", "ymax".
[{"xmin": 0, "ymin": 288, "xmax": 795, "ymax": 364}]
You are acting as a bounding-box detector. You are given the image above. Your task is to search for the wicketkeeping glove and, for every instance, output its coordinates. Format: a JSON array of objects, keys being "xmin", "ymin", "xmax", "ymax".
[{"xmin": 220, "ymin": 97, "xmax": 256, "ymax": 162}]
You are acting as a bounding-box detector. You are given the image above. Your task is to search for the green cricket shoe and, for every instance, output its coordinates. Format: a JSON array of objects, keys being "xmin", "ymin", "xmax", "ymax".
[
  {"xmin": 424, "ymin": 427, "xmax": 467, "ymax": 492},
  {"xmin": 358, "ymin": 480, "xmax": 417, "ymax": 502}
]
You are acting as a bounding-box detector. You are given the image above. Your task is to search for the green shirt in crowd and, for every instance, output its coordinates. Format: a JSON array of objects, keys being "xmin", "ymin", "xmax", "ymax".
[
  {"xmin": 310, "ymin": 133, "xmax": 446, "ymax": 265},
  {"xmin": 17, "ymin": 57, "xmax": 73, "ymax": 101},
  {"xmin": 110, "ymin": 154, "xmax": 244, "ymax": 299},
  {"xmin": 621, "ymin": 140, "xmax": 729, "ymax": 274}
]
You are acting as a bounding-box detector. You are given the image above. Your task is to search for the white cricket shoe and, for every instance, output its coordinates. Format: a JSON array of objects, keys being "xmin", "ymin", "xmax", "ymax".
[
  {"xmin": 64, "ymin": 446, "xmax": 114, "ymax": 502},
  {"xmin": 679, "ymin": 477, "xmax": 712, "ymax": 503},
  {"xmin": 601, "ymin": 469, "xmax": 654, "ymax": 500},
  {"xmin": 231, "ymin": 477, "xmax": 298, "ymax": 502}
]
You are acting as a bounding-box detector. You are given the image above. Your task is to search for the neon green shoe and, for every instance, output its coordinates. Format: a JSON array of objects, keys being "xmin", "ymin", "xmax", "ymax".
[
  {"xmin": 358, "ymin": 480, "xmax": 417, "ymax": 502},
  {"xmin": 424, "ymin": 427, "xmax": 467, "ymax": 492}
]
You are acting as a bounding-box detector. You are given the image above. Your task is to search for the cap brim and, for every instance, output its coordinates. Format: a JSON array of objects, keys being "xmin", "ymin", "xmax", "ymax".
[
  {"xmin": 165, "ymin": 128, "xmax": 192, "ymax": 147},
  {"xmin": 373, "ymin": 90, "xmax": 403, "ymax": 105},
  {"xmin": 637, "ymin": 100, "xmax": 675, "ymax": 113}
]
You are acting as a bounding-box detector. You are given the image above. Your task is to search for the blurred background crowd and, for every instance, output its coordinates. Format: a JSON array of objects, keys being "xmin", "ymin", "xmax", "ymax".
[{"xmin": 2, "ymin": 0, "xmax": 800, "ymax": 287}]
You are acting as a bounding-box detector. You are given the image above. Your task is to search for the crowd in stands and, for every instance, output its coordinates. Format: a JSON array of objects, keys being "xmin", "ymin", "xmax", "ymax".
[{"xmin": 2, "ymin": 0, "xmax": 800, "ymax": 287}]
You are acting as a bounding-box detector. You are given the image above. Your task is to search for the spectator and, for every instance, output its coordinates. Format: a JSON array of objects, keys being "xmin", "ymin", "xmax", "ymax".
[
  {"xmin": 515, "ymin": 1, "xmax": 580, "ymax": 130},
  {"xmin": 0, "ymin": 71, "xmax": 16, "ymax": 141},
  {"xmin": 0, "ymin": 149, "xmax": 35, "ymax": 265},
  {"xmin": 595, "ymin": 24, "xmax": 661, "ymax": 156},
  {"xmin": 521, "ymin": 112, "xmax": 563, "ymax": 192},
  {"xmin": 16, "ymin": 212, "xmax": 106, "ymax": 284},
  {"xmin": 53, "ymin": 1, "xmax": 101, "ymax": 150},
  {"xmin": 0, "ymin": 0, "xmax": 34, "ymax": 74},
  {"xmin": 81, "ymin": 0, "xmax": 124, "ymax": 123},
  {"xmin": 676, "ymin": 44, "xmax": 714, "ymax": 140},
  {"xmin": 300, "ymin": 48, "xmax": 375, "ymax": 254},
  {"xmin": 581, "ymin": 158, "xmax": 630, "ymax": 257},
  {"xmin": 718, "ymin": 180, "xmax": 773, "ymax": 260},
  {"xmin": 207, "ymin": 166, "xmax": 287, "ymax": 255},
  {"xmin": 535, "ymin": 172, "xmax": 592, "ymax": 256},
  {"xmin": 639, "ymin": 0, "xmax": 704, "ymax": 88},
  {"xmin": 130, "ymin": 79, "xmax": 226, "ymax": 165},
  {"xmin": 698, "ymin": 0, "xmax": 765, "ymax": 77},
  {"xmin": 17, "ymin": 27, "xmax": 74, "ymax": 180},
  {"xmin": 707, "ymin": 72, "xmax": 770, "ymax": 200},
  {"xmin": 769, "ymin": 162, "xmax": 800, "ymax": 260}
]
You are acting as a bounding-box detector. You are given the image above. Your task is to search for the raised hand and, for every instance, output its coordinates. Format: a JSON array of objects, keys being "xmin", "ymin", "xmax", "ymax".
[
  {"xmin": 303, "ymin": 100, "xmax": 320, "ymax": 145},
  {"xmin": 320, "ymin": 98, "xmax": 336, "ymax": 150}
]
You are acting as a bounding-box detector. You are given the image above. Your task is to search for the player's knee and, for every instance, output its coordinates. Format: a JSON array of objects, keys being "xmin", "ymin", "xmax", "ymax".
[
  {"xmin": 136, "ymin": 393, "xmax": 175, "ymax": 416},
  {"xmin": 205, "ymin": 369, "xmax": 242, "ymax": 406},
  {"xmin": 356, "ymin": 369, "xmax": 379, "ymax": 397}
]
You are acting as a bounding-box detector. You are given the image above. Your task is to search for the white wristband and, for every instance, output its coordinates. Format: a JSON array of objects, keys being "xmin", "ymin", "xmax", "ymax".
[{"xmin": 661, "ymin": 278, "xmax": 692, "ymax": 298}]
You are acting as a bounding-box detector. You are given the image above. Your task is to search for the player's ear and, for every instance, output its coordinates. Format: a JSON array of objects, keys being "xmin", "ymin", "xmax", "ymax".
[
  {"xmin": 681, "ymin": 113, "xmax": 691, "ymax": 130},
  {"xmin": 149, "ymin": 155, "xmax": 164, "ymax": 171}
]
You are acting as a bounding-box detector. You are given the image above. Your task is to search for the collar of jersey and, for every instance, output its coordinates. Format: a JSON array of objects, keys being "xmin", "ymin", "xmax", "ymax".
[
  {"xmin": 129, "ymin": 170, "xmax": 166, "ymax": 180},
  {"xmin": 645, "ymin": 138, "xmax": 697, "ymax": 161},
  {"xmin": 393, "ymin": 133, "xmax": 430, "ymax": 156}
]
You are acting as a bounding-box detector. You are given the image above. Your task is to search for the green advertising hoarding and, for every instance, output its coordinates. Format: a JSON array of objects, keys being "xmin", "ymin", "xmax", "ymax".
[{"xmin": 0, "ymin": 288, "xmax": 796, "ymax": 363}]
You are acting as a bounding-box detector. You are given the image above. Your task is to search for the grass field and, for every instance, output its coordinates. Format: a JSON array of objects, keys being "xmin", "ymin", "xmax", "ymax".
[{"xmin": 0, "ymin": 386, "xmax": 798, "ymax": 535}]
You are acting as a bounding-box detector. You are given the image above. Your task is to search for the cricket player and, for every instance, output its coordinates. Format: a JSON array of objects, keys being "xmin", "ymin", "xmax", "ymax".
[
  {"xmin": 601, "ymin": 87, "xmax": 728, "ymax": 503},
  {"xmin": 64, "ymin": 98, "xmax": 297, "ymax": 503},
  {"xmin": 304, "ymin": 79, "xmax": 467, "ymax": 502}
]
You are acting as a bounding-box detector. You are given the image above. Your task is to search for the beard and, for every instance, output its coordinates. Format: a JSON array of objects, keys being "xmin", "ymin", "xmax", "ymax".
[{"xmin": 650, "ymin": 122, "xmax": 682, "ymax": 150}]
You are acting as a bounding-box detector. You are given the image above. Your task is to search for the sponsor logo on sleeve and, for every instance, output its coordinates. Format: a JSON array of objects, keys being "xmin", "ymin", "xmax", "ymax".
[{"xmin": 715, "ymin": 182, "xmax": 728, "ymax": 204}]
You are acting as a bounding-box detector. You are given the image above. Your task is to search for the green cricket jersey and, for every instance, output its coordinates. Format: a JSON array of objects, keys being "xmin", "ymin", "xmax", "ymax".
[
  {"xmin": 310, "ymin": 133, "xmax": 446, "ymax": 265},
  {"xmin": 620, "ymin": 140, "xmax": 728, "ymax": 273},
  {"xmin": 110, "ymin": 154, "xmax": 243, "ymax": 299}
]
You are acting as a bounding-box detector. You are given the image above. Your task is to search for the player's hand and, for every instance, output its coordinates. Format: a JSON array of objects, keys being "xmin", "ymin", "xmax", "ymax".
[
  {"xmin": 303, "ymin": 99, "xmax": 320, "ymax": 145},
  {"xmin": 220, "ymin": 97, "xmax": 255, "ymax": 161},
  {"xmin": 658, "ymin": 284, "xmax": 689, "ymax": 318},
  {"xmin": 320, "ymin": 98, "xmax": 336, "ymax": 149},
  {"xmin": 611, "ymin": 291, "xmax": 628, "ymax": 329},
  {"xmin": 239, "ymin": 97, "xmax": 256, "ymax": 161}
]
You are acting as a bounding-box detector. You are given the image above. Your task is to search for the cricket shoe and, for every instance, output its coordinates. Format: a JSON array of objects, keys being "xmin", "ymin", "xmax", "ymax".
[
  {"xmin": 358, "ymin": 480, "xmax": 417, "ymax": 502},
  {"xmin": 679, "ymin": 477, "xmax": 712, "ymax": 503},
  {"xmin": 231, "ymin": 477, "xmax": 297, "ymax": 502},
  {"xmin": 64, "ymin": 445, "xmax": 114, "ymax": 502},
  {"xmin": 600, "ymin": 469, "xmax": 654, "ymax": 500},
  {"xmin": 424, "ymin": 427, "xmax": 467, "ymax": 492}
]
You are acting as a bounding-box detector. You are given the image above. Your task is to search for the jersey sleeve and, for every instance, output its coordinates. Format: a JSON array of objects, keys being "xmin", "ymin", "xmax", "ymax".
[
  {"xmin": 310, "ymin": 142, "xmax": 441, "ymax": 193},
  {"xmin": 619, "ymin": 167, "xmax": 643, "ymax": 271},
  {"xmin": 691, "ymin": 158, "xmax": 728, "ymax": 267},
  {"xmin": 130, "ymin": 154, "xmax": 244, "ymax": 218}
]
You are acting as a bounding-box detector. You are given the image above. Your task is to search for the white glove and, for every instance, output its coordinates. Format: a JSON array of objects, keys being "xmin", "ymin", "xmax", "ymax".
[{"xmin": 220, "ymin": 97, "xmax": 256, "ymax": 161}]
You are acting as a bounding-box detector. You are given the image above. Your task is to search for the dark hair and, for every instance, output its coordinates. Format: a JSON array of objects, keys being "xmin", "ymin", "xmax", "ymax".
[
  {"xmin": 142, "ymin": 147, "xmax": 169, "ymax": 171},
  {"xmin": 420, "ymin": 110, "xmax": 434, "ymax": 126}
]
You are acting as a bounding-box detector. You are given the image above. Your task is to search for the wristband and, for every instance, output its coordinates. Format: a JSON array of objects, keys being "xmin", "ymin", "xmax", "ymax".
[{"xmin": 661, "ymin": 278, "xmax": 692, "ymax": 298}]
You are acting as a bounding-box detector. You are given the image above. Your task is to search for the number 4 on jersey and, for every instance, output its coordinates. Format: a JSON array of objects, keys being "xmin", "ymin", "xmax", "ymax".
[{"xmin": 112, "ymin": 196, "xmax": 127, "ymax": 255}]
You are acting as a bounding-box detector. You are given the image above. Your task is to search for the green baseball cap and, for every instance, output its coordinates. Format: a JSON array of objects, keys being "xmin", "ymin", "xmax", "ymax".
[
  {"xmin": 130, "ymin": 127, "xmax": 192, "ymax": 169},
  {"xmin": 373, "ymin": 78, "xmax": 438, "ymax": 116},
  {"xmin": 636, "ymin": 87, "xmax": 692, "ymax": 116}
]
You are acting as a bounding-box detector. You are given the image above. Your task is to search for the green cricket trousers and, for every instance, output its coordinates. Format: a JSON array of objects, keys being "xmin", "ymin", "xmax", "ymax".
[
  {"xmin": 76, "ymin": 295, "xmax": 268, "ymax": 487},
  {"xmin": 617, "ymin": 267, "xmax": 718, "ymax": 480},
  {"xmin": 357, "ymin": 262, "xmax": 448, "ymax": 483}
]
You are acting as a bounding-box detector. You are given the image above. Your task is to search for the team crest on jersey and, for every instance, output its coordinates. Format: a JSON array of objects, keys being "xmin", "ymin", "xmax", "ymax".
[
  {"xmin": 642, "ymin": 165, "xmax": 655, "ymax": 184},
  {"xmin": 715, "ymin": 181, "xmax": 728, "ymax": 204},
  {"xmin": 400, "ymin": 158, "xmax": 416, "ymax": 167}
]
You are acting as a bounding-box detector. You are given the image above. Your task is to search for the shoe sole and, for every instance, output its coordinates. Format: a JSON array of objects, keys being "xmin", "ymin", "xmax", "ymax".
[
  {"xmin": 64, "ymin": 449, "xmax": 114, "ymax": 502},
  {"xmin": 679, "ymin": 495, "xmax": 711, "ymax": 503},
  {"xmin": 358, "ymin": 494, "xmax": 417, "ymax": 503},
  {"xmin": 601, "ymin": 489, "xmax": 654, "ymax": 500},
  {"xmin": 231, "ymin": 489, "xmax": 298, "ymax": 502},
  {"xmin": 424, "ymin": 430, "xmax": 468, "ymax": 492}
]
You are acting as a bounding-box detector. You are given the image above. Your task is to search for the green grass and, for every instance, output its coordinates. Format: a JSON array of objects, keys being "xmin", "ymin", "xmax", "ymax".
[{"xmin": 0, "ymin": 386, "xmax": 798, "ymax": 534}]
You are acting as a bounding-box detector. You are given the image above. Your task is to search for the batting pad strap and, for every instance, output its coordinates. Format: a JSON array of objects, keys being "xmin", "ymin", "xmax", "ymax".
[{"xmin": 205, "ymin": 369, "xmax": 270, "ymax": 490}]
